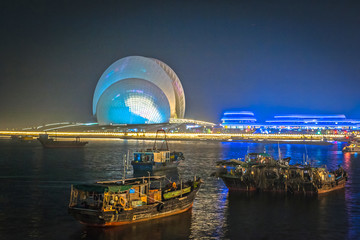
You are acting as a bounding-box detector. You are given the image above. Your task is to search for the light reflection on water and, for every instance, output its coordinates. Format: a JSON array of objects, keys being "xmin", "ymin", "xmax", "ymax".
[{"xmin": 0, "ymin": 140, "xmax": 359, "ymax": 239}]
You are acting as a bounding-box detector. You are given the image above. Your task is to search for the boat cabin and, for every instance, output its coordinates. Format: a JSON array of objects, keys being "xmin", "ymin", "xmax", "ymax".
[
  {"xmin": 245, "ymin": 153, "xmax": 275, "ymax": 165},
  {"xmin": 133, "ymin": 149, "xmax": 171, "ymax": 164},
  {"xmin": 69, "ymin": 177, "xmax": 163, "ymax": 212}
]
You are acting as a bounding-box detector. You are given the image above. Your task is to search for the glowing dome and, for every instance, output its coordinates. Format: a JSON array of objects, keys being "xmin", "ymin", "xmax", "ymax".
[{"xmin": 93, "ymin": 56, "xmax": 185, "ymax": 125}]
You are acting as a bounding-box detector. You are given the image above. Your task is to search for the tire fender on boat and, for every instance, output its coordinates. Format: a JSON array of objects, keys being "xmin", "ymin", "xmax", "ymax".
[
  {"xmin": 119, "ymin": 197, "xmax": 126, "ymax": 207},
  {"xmin": 157, "ymin": 203, "xmax": 164, "ymax": 212}
]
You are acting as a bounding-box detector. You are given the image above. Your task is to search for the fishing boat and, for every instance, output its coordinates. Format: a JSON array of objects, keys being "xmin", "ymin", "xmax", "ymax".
[
  {"xmin": 342, "ymin": 141, "xmax": 360, "ymax": 152},
  {"xmin": 68, "ymin": 175, "xmax": 201, "ymax": 226},
  {"xmin": 37, "ymin": 134, "xmax": 88, "ymax": 148},
  {"xmin": 11, "ymin": 135, "xmax": 34, "ymax": 141},
  {"xmin": 215, "ymin": 152, "xmax": 347, "ymax": 195},
  {"xmin": 131, "ymin": 130, "xmax": 185, "ymax": 172}
]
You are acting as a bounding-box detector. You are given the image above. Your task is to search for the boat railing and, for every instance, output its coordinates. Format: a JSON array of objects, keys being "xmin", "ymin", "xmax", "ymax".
[{"xmin": 96, "ymin": 175, "xmax": 166, "ymax": 184}]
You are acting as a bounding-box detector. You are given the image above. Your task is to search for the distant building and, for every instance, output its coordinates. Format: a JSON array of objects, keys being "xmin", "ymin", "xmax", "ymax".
[
  {"xmin": 221, "ymin": 111, "xmax": 258, "ymax": 129},
  {"xmin": 220, "ymin": 112, "xmax": 360, "ymax": 130},
  {"xmin": 266, "ymin": 114, "xmax": 360, "ymax": 130},
  {"xmin": 93, "ymin": 56, "xmax": 185, "ymax": 125}
]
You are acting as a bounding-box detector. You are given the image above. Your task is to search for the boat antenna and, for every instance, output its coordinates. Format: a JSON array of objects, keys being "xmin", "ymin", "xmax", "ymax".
[
  {"xmin": 127, "ymin": 149, "xmax": 130, "ymax": 170},
  {"xmin": 303, "ymin": 153, "xmax": 305, "ymax": 165},
  {"xmin": 153, "ymin": 129, "xmax": 169, "ymax": 151},
  {"xmin": 180, "ymin": 175, "xmax": 183, "ymax": 197},
  {"xmin": 278, "ymin": 142, "xmax": 282, "ymax": 161},
  {"xmin": 305, "ymin": 144, "xmax": 308, "ymax": 163},
  {"xmin": 122, "ymin": 153, "xmax": 127, "ymax": 184}
]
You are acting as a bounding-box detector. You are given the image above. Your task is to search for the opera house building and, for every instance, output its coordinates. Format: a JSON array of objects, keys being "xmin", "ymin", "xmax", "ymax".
[{"xmin": 93, "ymin": 56, "xmax": 185, "ymax": 125}]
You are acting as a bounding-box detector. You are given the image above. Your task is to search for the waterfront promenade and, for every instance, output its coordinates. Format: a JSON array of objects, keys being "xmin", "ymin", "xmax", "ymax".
[{"xmin": 0, "ymin": 130, "xmax": 356, "ymax": 142}]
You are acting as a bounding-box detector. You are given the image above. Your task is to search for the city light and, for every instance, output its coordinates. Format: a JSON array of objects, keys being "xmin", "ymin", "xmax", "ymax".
[{"xmin": 0, "ymin": 130, "xmax": 352, "ymax": 141}]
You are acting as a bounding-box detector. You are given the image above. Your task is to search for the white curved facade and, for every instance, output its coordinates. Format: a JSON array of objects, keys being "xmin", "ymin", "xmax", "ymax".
[
  {"xmin": 151, "ymin": 58, "xmax": 186, "ymax": 118},
  {"xmin": 93, "ymin": 56, "xmax": 185, "ymax": 125}
]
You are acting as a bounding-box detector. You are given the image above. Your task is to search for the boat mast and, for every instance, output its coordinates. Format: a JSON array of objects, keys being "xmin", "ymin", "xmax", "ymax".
[
  {"xmin": 278, "ymin": 142, "xmax": 282, "ymax": 161},
  {"xmin": 153, "ymin": 129, "xmax": 169, "ymax": 151},
  {"xmin": 122, "ymin": 153, "xmax": 126, "ymax": 184},
  {"xmin": 147, "ymin": 171, "xmax": 151, "ymax": 195},
  {"xmin": 127, "ymin": 149, "xmax": 130, "ymax": 168}
]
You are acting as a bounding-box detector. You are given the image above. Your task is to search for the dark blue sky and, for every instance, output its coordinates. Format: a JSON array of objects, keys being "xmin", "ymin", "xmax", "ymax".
[{"xmin": 1, "ymin": 0, "xmax": 360, "ymax": 127}]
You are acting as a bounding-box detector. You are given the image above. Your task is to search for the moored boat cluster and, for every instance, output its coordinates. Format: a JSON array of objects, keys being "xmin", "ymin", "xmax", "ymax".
[
  {"xmin": 342, "ymin": 140, "xmax": 360, "ymax": 152},
  {"xmin": 214, "ymin": 153, "xmax": 348, "ymax": 195},
  {"xmin": 66, "ymin": 131, "xmax": 349, "ymax": 227}
]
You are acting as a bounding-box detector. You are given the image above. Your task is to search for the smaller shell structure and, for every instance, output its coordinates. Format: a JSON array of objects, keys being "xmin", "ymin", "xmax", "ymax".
[{"xmin": 93, "ymin": 56, "xmax": 185, "ymax": 125}]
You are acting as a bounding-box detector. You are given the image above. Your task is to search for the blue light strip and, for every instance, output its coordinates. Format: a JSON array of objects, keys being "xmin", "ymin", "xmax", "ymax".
[
  {"xmin": 224, "ymin": 111, "xmax": 254, "ymax": 116},
  {"xmin": 266, "ymin": 120, "xmax": 360, "ymax": 123},
  {"xmin": 221, "ymin": 118, "xmax": 257, "ymax": 121},
  {"xmin": 274, "ymin": 114, "xmax": 346, "ymax": 119}
]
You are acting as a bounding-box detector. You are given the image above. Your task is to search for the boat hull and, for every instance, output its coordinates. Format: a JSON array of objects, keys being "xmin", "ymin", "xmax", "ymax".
[
  {"xmin": 219, "ymin": 174, "xmax": 347, "ymax": 195},
  {"xmin": 317, "ymin": 178, "xmax": 347, "ymax": 194},
  {"xmin": 131, "ymin": 161, "xmax": 180, "ymax": 172},
  {"xmin": 343, "ymin": 148, "xmax": 360, "ymax": 153},
  {"xmin": 68, "ymin": 187, "xmax": 199, "ymax": 226},
  {"xmin": 220, "ymin": 175, "xmax": 257, "ymax": 192},
  {"xmin": 38, "ymin": 139, "xmax": 88, "ymax": 148}
]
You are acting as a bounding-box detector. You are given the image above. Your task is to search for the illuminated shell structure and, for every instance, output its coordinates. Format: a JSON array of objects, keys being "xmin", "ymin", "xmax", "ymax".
[{"xmin": 93, "ymin": 56, "xmax": 185, "ymax": 125}]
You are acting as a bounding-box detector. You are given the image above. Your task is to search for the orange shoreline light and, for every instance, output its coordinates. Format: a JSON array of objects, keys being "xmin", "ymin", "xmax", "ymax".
[{"xmin": 0, "ymin": 130, "xmax": 352, "ymax": 141}]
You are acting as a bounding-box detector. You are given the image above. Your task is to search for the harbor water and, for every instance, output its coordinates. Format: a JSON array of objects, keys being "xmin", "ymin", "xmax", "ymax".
[{"xmin": 0, "ymin": 139, "xmax": 359, "ymax": 240}]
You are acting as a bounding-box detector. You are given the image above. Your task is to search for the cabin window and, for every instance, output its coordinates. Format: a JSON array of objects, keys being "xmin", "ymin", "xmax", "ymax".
[
  {"xmin": 72, "ymin": 190, "xmax": 104, "ymax": 210},
  {"xmin": 134, "ymin": 153, "xmax": 141, "ymax": 161}
]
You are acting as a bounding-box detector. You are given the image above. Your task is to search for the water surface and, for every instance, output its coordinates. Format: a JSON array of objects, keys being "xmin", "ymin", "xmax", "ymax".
[{"xmin": 0, "ymin": 139, "xmax": 359, "ymax": 240}]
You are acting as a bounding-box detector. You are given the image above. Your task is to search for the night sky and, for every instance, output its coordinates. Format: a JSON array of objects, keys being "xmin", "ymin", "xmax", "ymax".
[{"xmin": 1, "ymin": 0, "xmax": 360, "ymax": 128}]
